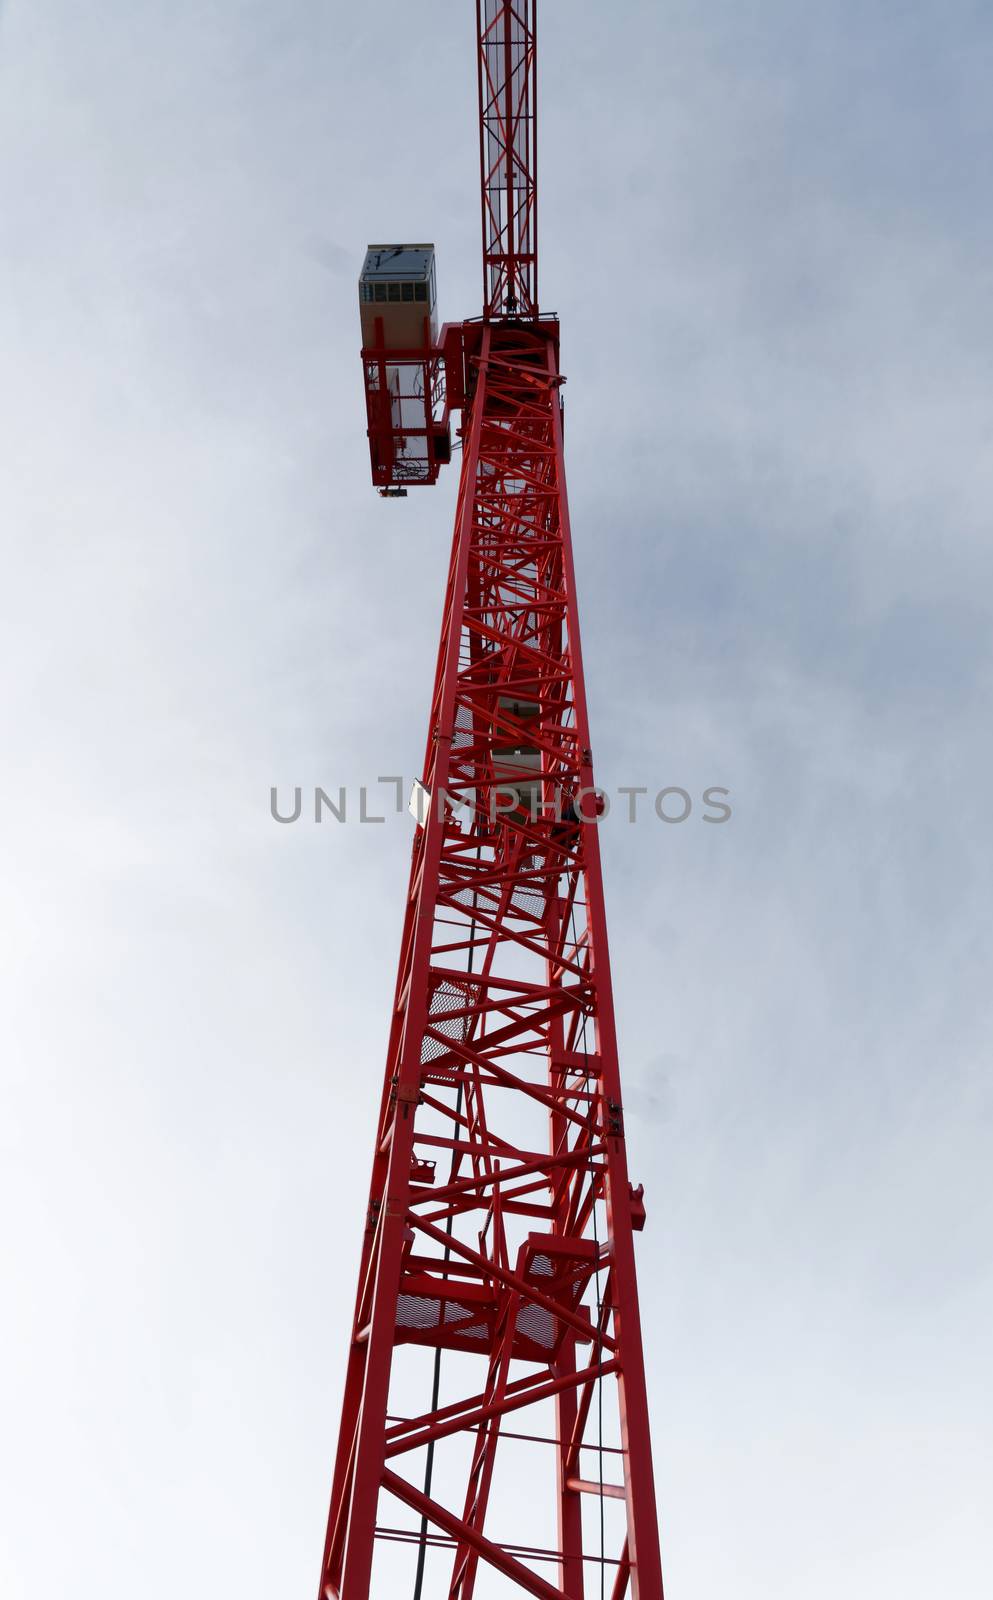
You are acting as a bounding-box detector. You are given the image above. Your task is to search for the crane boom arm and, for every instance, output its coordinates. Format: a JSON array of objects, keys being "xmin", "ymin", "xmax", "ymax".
[{"xmin": 477, "ymin": 0, "xmax": 538, "ymax": 318}]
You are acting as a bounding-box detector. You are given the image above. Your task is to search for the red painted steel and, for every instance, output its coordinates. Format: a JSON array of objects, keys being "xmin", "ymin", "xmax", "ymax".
[
  {"xmin": 360, "ymin": 317, "xmax": 450, "ymax": 491},
  {"xmin": 477, "ymin": 0, "xmax": 538, "ymax": 319},
  {"xmin": 323, "ymin": 5, "xmax": 665, "ymax": 1596}
]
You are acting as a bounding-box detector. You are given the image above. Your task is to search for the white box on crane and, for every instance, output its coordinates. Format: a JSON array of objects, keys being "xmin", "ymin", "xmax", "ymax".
[{"xmin": 359, "ymin": 244, "xmax": 438, "ymax": 349}]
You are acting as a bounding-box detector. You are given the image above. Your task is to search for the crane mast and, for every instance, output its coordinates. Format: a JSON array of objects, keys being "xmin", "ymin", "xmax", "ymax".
[
  {"xmin": 477, "ymin": 0, "xmax": 538, "ymax": 318},
  {"xmin": 322, "ymin": 6, "xmax": 665, "ymax": 1595}
]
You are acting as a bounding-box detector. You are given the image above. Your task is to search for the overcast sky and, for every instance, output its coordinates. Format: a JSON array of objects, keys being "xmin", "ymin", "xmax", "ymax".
[{"xmin": 2, "ymin": 1, "xmax": 991, "ymax": 1596}]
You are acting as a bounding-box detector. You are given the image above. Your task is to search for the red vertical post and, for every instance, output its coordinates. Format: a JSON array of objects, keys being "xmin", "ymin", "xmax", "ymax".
[
  {"xmin": 548, "ymin": 892, "xmax": 586, "ymax": 1599},
  {"xmin": 318, "ymin": 320, "xmax": 665, "ymax": 1598},
  {"xmin": 477, "ymin": 0, "xmax": 538, "ymax": 317},
  {"xmin": 326, "ymin": 6, "xmax": 666, "ymax": 1595}
]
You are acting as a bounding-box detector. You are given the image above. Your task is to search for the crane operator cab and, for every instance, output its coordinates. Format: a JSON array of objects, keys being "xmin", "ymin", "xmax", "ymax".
[{"xmin": 359, "ymin": 244, "xmax": 452, "ymax": 494}]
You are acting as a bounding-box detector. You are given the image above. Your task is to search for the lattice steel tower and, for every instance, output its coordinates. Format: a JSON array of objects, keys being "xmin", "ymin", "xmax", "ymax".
[{"xmin": 318, "ymin": 5, "xmax": 665, "ymax": 1595}]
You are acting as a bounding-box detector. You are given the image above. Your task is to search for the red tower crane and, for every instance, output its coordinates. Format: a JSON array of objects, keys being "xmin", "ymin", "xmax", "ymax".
[{"xmin": 319, "ymin": 5, "xmax": 665, "ymax": 1595}]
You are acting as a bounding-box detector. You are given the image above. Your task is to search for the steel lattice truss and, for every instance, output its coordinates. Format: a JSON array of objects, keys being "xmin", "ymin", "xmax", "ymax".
[
  {"xmin": 477, "ymin": 0, "xmax": 538, "ymax": 319},
  {"xmin": 319, "ymin": 324, "xmax": 664, "ymax": 1598}
]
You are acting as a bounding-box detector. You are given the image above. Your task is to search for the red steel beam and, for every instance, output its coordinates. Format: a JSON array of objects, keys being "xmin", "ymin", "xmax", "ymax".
[{"xmin": 320, "ymin": 314, "xmax": 665, "ymax": 1594}]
